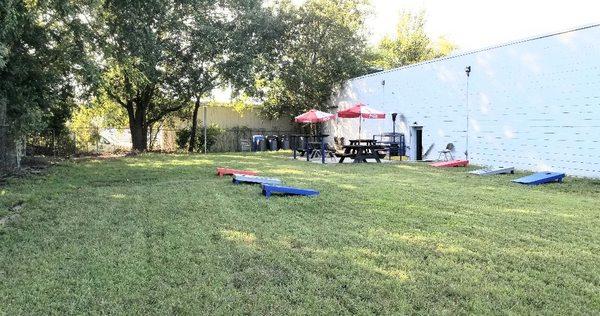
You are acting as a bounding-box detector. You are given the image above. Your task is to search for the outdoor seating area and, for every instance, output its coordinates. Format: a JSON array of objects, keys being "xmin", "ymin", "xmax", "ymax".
[
  {"xmin": 2, "ymin": 0, "xmax": 599, "ymax": 313},
  {"xmin": 291, "ymin": 104, "xmax": 396, "ymax": 164}
]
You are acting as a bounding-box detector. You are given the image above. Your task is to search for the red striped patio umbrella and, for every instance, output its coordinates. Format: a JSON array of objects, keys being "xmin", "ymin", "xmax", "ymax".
[
  {"xmin": 337, "ymin": 103, "xmax": 386, "ymax": 138},
  {"xmin": 294, "ymin": 109, "xmax": 336, "ymax": 123}
]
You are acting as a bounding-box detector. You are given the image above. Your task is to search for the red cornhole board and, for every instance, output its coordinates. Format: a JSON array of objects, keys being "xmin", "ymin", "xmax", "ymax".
[
  {"xmin": 216, "ymin": 167, "xmax": 258, "ymax": 177},
  {"xmin": 430, "ymin": 160, "xmax": 469, "ymax": 168}
]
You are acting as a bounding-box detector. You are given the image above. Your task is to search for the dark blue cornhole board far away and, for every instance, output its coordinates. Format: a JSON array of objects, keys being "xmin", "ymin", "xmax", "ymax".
[{"xmin": 512, "ymin": 172, "xmax": 565, "ymax": 185}]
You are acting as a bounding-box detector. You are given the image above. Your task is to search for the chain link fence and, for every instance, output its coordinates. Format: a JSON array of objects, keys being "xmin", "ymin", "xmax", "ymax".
[
  {"xmin": 22, "ymin": 127, "xmax": 296, "ymax": 157},
  {"xmin": 209, "ymin": 129, "xmax": 294, "ymax": 152}
]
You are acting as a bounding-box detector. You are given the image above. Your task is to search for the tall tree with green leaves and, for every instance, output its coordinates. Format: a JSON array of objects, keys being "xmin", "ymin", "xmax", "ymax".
[
  {"xmin": 90, "ymin": 0, "xmax": 276, "ymax": 151},
  {"xmin": 174, "ymin": 0, "xmax": 281, "ymax": 152},
  {"xmin": 371, "ymin": 11, "xmax": 456, "ymax": 70},
  {"xmin": 257, "ymin": 0, "xmax": 371, "ymax": 120},
  {"xmin": 1, "ymin": 0, "xmax": 89, "ymax": 167}
]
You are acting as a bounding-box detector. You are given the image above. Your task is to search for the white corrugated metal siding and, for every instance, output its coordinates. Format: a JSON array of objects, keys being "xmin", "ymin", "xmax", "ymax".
[{"xmin": 328, "ymin": 24, "xmax": 600, "ymax": 178}]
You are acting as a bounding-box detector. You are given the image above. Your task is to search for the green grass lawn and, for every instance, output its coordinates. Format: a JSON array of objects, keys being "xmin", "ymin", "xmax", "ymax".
[{"xmin": 1, "ymin": 152, "xmax": 599, "ymax": 314}]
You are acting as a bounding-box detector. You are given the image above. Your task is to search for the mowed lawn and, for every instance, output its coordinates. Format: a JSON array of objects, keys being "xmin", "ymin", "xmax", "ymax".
[{"xmin": 1, "ymin": 153, "xmax": 599, "ymax": 314}]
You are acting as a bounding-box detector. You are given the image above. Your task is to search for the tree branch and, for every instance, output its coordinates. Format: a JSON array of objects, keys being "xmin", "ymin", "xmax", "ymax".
[
  {"xmin": 147, "ymin": 105, "xmax": 184, "ymax": 125},
  {"xmin": 105, "ymin": 88, "xmax": 127, "ymax": 107}
]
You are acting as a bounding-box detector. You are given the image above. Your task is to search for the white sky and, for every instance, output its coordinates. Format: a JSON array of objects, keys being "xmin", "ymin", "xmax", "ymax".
[
  {"xmin": 290, "ymin": 0, "xmax": 600, "ymax": 51},
  {"xmin": 366, "ymin": 0, "xmax": 600, "ymax": 51}
]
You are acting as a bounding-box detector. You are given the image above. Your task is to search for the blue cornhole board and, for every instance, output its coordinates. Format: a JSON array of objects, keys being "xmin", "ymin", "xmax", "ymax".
[
  {"xmin": 261, "ymin": 184, "xmax": 319, "ymax": 198},
  {"xmin": 233, "ymin": 174, "xmax": 282, "ymax": 186},
  {"xmin": 512, "ymin": 172, "xmax": 565, "ymax": 185}
]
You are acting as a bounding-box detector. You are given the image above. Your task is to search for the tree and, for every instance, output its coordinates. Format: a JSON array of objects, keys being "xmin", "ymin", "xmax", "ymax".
[
  {"xmin": 173, "ymin": 0, "xmax": 281, "ymax": 152},
  {"xmin": 257, "ymin": 0, "xmax": 371, "ymax": 120},
  {"xmin": 89, "ymin": 0, "xmax": 276, "ymax": 151},
  {"xmin": 371, "ymin": 11, "xmax": 456, "ymax": 70},
  {"xmin": 1, "ymin": 0, "xmax": 88, "ymax": 167}
]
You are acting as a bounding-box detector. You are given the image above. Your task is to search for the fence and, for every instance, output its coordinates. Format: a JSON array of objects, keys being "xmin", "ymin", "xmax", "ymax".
[
  {"xmin": 23, "ymin": 127, "xmax": 296, "ymax": 157},
  {"xmin": 209, "ymin": 129, "xmax": 294, "ymax": 153}
]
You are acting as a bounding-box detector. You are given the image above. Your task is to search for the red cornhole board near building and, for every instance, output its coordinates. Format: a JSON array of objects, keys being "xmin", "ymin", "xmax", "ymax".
[
  {"xmin": 430, "ymin": 160, "xmax": 469, "ymax": 168},
  {"xmin": 216, "ymin": 168, "xmax": 258, "ymax": 177}
]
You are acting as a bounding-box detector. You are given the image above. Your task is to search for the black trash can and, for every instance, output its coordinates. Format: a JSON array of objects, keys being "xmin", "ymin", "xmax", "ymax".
[
  {"xmin": 252, "ymin": 135, "xmax": 265, "ymax": 151},
  {"xmin": 267, "ymin": 136, "xmax": 279, "ymax": 151},
  {"xmin": 279, "ymin": 135, "xmax": 289, "ymax": 150}
]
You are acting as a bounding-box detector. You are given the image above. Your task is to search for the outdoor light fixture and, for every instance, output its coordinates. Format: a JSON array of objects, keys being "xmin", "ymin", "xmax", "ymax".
[
  {"xmin": 465, "ymin": 65, "xmax": 471, "ymax": 160},
  {"xmin": 382, "ymin": 80, "xmax": 386, "ymax": 86}
]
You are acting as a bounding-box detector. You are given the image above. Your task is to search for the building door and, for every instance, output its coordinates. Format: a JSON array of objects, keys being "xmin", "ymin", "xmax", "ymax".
[
  {"xmin": 409, "ymin": 125, "xmax": 423, "ymax": 161},
  {"xmin": 416, "ymin": 129, "xmax": 423, "ymax": 160}
]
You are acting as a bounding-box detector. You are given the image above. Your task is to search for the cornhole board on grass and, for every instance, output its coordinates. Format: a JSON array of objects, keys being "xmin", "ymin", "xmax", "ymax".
[
  {"xmin": 233, "ymin": 174, "xmax": 282, "ymax": 186},
  {"xmin": 261, "ymin": 184, "xmax": 319, "ymax": 198},
  {"xmin": 430, "ymin": 160, "xmax": 469, "ymax": 167},
  {"xmin": 512, "ymin": 172, "xmax": 565, "ymax": 185},
  {"xmin": 469, "ymin": 166, "xmax": 515, "ymax": 176},
  {"xmin": 216, "ymin": 167, "xmax": 258, "ymax": 177}
]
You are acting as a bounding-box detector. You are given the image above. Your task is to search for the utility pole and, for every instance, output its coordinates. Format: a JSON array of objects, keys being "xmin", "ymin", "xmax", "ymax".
[
  {"xmin": 203, "ymin": 106, "xmax": 207, "ymax": 154},
  {"xmin": 465, "ymin": 66, "xmax": 471, "ymax": 161}
]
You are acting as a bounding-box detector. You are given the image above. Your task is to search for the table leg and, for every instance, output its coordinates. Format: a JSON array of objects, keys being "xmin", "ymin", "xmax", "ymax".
[
  {"xmin": 321, "ymin": 139, "xmax": 325, "ymax": 164},
  {"xmin": 353, "ymin": 149, "xmax": 364, "ymax": 163},
  {"xmin": 374, "ymin": 149, "xmax": 381, "ymax": 163},
  {"xmin": 305, "ymin": 138, "xmax": 310, "ymax": 162}
]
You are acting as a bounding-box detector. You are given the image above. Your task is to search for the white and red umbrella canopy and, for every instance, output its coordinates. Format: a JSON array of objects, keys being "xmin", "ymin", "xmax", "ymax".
[
  {"xmin": 294, "ymin": 109, "xmax": 336, "ymax": 123},
  {"xmin": 337, "ymin": 103, "xmax": 386, "ymax": 119},
  {"xmin": 337, "ymin": 103, "xmax": 385, "ymax": 138}
]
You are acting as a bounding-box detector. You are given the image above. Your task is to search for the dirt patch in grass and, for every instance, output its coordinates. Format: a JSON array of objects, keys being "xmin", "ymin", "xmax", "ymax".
[
  {"xmin": 0, "ymin": 156, "xmax": 56, "ymax": 185},
  {"xmin": 0, "ymin": 201, "xmax": 24, "ymax": 226}
]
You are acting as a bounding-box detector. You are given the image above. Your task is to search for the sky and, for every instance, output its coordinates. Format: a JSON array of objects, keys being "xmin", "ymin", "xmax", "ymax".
[
  {"xmin": 290, "ymin": 0, "xmax": 600, "ymax": 51},
  {"xmin": 365, "ymin": 0, "xmax": 600, "ymax": 51}
]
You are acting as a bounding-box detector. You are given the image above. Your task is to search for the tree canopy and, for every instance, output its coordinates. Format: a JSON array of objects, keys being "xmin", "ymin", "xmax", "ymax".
[
  {"xmin": 1, "ymin": 0, "xmax": 452, "ymax": 157},
  {"xmin": 257, "ymin": 0, "xmax": 371, "ymax": 120},
  {"xmin": 86, "ymin": 0, "xmax": 277, "ymax": 151},
  {"xmin": 371, "ymin": 11, "xmax": 456, "ymax": 70},
  {"xmin": 0, "ymin": 0, "xmax": 88, "ymax": 138}
]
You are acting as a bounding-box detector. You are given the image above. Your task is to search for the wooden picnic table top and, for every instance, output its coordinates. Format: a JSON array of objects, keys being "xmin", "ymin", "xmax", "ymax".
[
  {"xmin": 342, "ymin": 144, "xmax": 386, "ymax": 150},
  {"xmin": 290, "ymin": 134, "xmax": 329, "ymax": 138},
  {"xmin": 349, "ymin": 139, "xmax": 376, "ymax": 143}
]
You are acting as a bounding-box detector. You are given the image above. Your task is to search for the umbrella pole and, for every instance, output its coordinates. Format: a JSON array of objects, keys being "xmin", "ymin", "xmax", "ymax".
[{"xmin": 359, "ymin": 117, "xmax": 362, "ymax": 139}]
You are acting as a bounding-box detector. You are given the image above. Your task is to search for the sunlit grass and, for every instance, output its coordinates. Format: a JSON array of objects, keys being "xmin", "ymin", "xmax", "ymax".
[{"xmin": 0, "ymin": 151, "xmax": 599, "ymax": 314}]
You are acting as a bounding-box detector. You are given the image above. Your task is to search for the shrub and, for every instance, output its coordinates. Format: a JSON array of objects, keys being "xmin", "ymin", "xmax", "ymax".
[{"xmin": 176, "ymin": 124, "xmax": 224, "ymax": 152}]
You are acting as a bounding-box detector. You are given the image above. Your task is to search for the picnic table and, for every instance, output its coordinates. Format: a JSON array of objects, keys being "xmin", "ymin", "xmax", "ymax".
[
  {"xmin": 337, "ymin": 144, "xmax": 387, "ymax": 163},
  {"xmin": 349, "ymin": 139, "xmax": 378, "ymax": 146},
  {"xmin": 290, "ymin": 134, "xmax": 329, "ymax": 164}
]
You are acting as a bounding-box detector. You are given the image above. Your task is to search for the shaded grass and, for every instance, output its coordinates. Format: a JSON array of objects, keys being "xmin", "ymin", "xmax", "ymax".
[{"xmin": 1, "ymin": 152, "xmax": 599, "ymax": 314}]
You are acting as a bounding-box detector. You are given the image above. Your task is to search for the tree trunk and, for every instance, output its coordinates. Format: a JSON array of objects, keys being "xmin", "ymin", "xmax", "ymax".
[
  {"xmin": 126, "ymin": 100, "xmax": 149, "ymax": 152},
  {"xmin": 130, "ymin": 123, "xmax": 148, "ymax": 151},
  {"xmin": 188, "ymin": 97, "xmax": 201, "ymax": 152},
  {"xmin": 0, "ymin": 100, "xmax": 10, "ymax": 170},
  {"xmin": 112, "ymin": 84, "xmax": 181, "ymax": 152}
]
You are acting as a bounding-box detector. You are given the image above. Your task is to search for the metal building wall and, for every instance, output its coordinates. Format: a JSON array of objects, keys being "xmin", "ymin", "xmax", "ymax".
[{"xmin": 328, "ymin": 24, "xmax": 600, "ymax": 178}]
